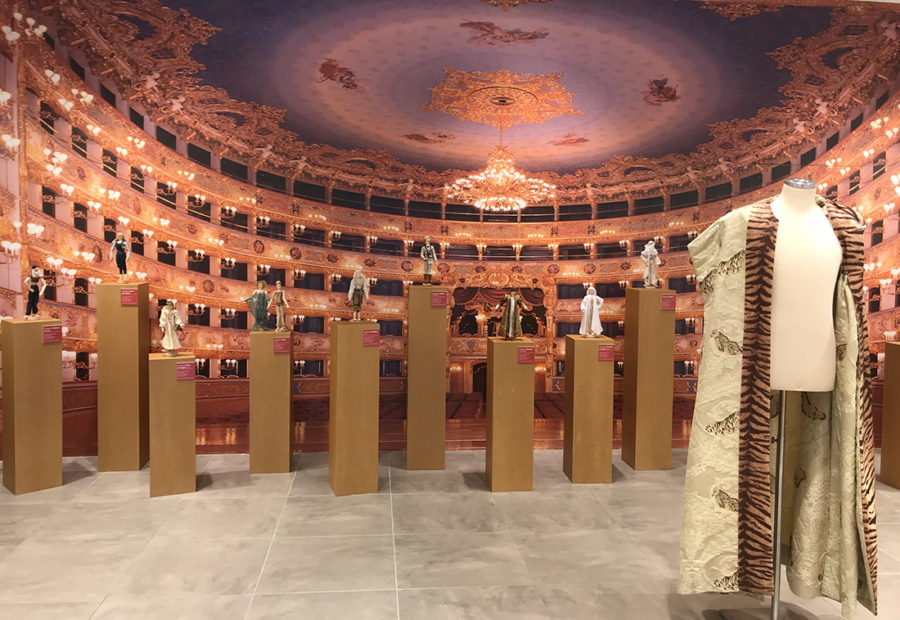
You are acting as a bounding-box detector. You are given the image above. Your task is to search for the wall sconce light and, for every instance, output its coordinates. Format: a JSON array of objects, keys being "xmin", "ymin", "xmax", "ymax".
[
  {"xmin": 1, "ymin": 240, "xmax": 21, "ymax": 256},
  {"xmin": 189, "ymin": 249, "xmax": 206, "ymax": 262},
  {"xmin": 293, "ymin": 269, "xmax": 306, "ymax": 279},
  {"xmin": 257, "ymin": 264, "xmax": 271, "ymax": 276},
  {"xmin": 222, "ymin": 257, "xmax": 236, "ymax": 269}
]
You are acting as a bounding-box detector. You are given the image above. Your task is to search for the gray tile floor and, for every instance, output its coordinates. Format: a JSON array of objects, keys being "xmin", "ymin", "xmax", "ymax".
[{"xmin": 0, "ymin": 450, "xmax": 898, "ymax": 619}]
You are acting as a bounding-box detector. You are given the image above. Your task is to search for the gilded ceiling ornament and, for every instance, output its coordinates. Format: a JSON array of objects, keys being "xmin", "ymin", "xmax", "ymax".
[
  {"xmin": 481, "ymin": 0, "xmax": 553, "ymax": 10},
  {"xmin": 32, "ymin": 0, "xmax": 900, "ymax": 201},
  {"xmin": 424, "ymin": 68, "xmax": 581, "ymax": 132},
  {"xmin": 700, "ymin": 2, "xmax": 781, "ymax": 21}
]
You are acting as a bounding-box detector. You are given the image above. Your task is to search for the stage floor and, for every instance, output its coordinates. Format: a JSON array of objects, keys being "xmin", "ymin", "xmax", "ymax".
[
  {"xmin": 196, "ymin": 393, "xmax": 697, "ymax": 454},
  {"xmin": 0, "ymin": 449, "xmax": 897, "ymax": 619}
]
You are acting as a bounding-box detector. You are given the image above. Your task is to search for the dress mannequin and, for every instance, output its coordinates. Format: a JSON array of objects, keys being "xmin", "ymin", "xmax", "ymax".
[{"xmin": 769, "ymin": 178, "xmax": 842, "ymax": 391}]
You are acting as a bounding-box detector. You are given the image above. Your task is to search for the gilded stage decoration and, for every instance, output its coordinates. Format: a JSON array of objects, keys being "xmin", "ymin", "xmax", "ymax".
[
  {"xmin": 447, "ymin": 145, "xmax": 556, "ymax": 212},
  {"xmin": 423, "ymin": 68, "xmax": 581, "ymax": 132}
]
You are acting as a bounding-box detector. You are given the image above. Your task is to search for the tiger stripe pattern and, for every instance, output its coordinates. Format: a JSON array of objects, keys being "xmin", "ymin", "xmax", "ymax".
[
  {"xmin": 734, "ymin": 197, "xmax": 877, "ymax": 607},
  {"xmin": 737, "ymin": 201, "xmax": 779, "ymax": 595}
]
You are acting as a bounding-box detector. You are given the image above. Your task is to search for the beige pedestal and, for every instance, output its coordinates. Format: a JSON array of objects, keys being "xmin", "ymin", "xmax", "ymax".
[
  {"xmin": 1, "ymin": 319, "xmax": 62, "ymax": 494},
  {"xmin": 406, "ymin": 286, "xmax": 448, "ymax": 470},
  {"xmin": 486, "ymin": 337, "xmax": 534, "ymax": 492},
  {"xmin": 97, "ymin": 282, "xmax": 150, "ymax": 471},
  {"xmin": 564, "ymin": 335, "xmax": 614, "ymax": 483},
  {"xmin": 882, "ymin": 342, "xmax": 900, "ymax": 488},
  {"xmin": 250, "ymin": 331, "xmax": 293, "ymax": 473},
  {"xmin": 622, "ymin": 287, "xmax": 675, "ymax": 471},
  {"xmin": 329, "ymin": 321, "xmax": 380, "ymax": 496},
  {"xmin": 149, "ymin": 353, "xmax": 196, "ymax": 497}
]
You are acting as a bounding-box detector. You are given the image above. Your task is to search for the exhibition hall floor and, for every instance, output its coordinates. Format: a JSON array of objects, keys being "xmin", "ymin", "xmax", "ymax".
[{"xmin": 1, "ymin": 450, "xmax": 898, "ymax": 620}]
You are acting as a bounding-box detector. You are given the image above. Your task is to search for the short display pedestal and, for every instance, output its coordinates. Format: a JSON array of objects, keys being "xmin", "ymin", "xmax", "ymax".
[
  {"xmin": 622, "ymin": 287, "xmax": 675, "ymax": 471},
  {"xmin": 486, "ymin": 337, "xmax": 534, "ymax": 492},
  {"xmin": 250, "ymin": 331, "xmax": 294, "ymax": 473},
  {"xmin": 882, "ymin": 342, "xmax": 900, "ymax": 488},
  {"xmin": 97, "ymin": 282, "xmax": 150, "ymax": 471},
  {"xmin": 564, "ymin": 335, "xmax": 614, "ymax": 484},
  {"xmin": 406, "ymin": 286, "xmax": 448, "ymax": 470},
  {"xmin": 1, "ymin": 319, "xmax": 62, "ymax": 494},
  {"xmin": 329, "ymin": 321, "xmax": 380, "ymax": 496},
  {"xmin": 148, "ymin": 353, "xmax": 196, "ymax": 497}
]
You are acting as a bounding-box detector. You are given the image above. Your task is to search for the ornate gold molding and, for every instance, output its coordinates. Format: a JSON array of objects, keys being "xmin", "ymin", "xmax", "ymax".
[
  {"xmin": 25, "ymin": 1, "xmax": 900, "ymax": 203},
  {"xmin": 424, "ymin": 68, "xmax": 581, "ymax": 132}
]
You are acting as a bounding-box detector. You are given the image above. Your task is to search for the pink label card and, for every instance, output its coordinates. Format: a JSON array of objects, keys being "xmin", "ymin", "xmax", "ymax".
[
  {"xmin": 273, "ymin": 337, "xmax": 291, "ymax": 354},
  {"xmin": 598, "ymin": 343, "xmax": 615, "ymax": 362},
  {"xmin": 431, "ymin": 290, "xmax": 448, "ymax": 307},
  {"xmin": 660, "ymin": 294, "xmax": 676, "ymax": 311},
  {"xmin": 120, "ymin": 288, "xmax": 138, "ymax": 306},
  {"xmin": 176, "ymin": 362, "xmax": 195, "ymax": 381},
  {"xmin": 42, "ymin": 324, "xmax": 62, "ymax": 344},
  {"xmin": 363, "ymin": 329, "xmax": 380, "ymax": 347},
  {"xmin": 517, "ymin": 346, "xmax": 535, "ymax": 364}
]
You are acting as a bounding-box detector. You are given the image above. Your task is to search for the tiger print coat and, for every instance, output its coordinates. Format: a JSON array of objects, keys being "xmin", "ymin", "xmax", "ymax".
[{"xmin": 678, "ymin": 196, "xmax": 877, "ymax": 617}]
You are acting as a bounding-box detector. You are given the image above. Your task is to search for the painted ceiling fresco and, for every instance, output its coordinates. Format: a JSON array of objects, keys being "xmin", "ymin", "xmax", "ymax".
[{"xmin": 157, "ymin": 0, "xmax": 833, "ymax": 173}]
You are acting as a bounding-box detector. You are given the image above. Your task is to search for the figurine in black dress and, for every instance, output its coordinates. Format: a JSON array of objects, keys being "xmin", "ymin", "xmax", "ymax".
[
  {"xmin": 23, "ymin": 266, "xmax": 46, "ymax": 319},
  {"xmin": 109, "ymin": 232, "xmax": 131, "ymax": 282}
]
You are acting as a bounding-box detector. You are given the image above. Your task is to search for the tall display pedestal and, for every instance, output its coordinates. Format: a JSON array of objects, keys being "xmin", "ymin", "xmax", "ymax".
[
  {"xmin": 329, "ymin": 321, "xmax": 380, "ymax": 496},
  {"xmin": 148, "ymin": 353, "xmax": 196, "ymax": 497},
  {"xmin": 882, "ymin": 342, "xmax": 900, "ymax": 488},
  {"xmin": 563, "ymin": 335, "xmax": 614, "ymax": 483},
  {"xmin": 250, "ymin": 331, "xmax": 293, "ymax": 473},
  {"xmin": 1, "ymin": 319, "xmax": 62, "ymax": 494},
  {"xmin": 406, "ymin": 286, "xmax": 448, "ymax": 470},
  {"xmin": 486, "ymin": 337, "xmax": 534, "ymax": 492},
  {"xmin": 622, "ymin": 287, "xmax": 675, "ymax": 471},
  {"xmin": 97, "ymin": 282, "xmax": 150, "ymax": 471}
]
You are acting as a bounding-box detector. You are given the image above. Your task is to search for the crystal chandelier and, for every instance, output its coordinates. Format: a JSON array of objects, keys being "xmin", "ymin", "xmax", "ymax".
[{"xmin": 448, "ymin": 145, "xmax": 555, "ymax": 212}]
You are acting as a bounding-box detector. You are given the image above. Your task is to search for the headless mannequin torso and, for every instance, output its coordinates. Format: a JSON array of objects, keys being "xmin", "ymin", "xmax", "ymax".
[{"xmin": 769, "ymin": 179, "xmax": 841, "ymax": 392}]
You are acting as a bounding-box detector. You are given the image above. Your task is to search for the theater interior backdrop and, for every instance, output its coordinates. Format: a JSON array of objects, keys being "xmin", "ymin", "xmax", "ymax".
[{"xmin": 0, "ymin": 0, "xmax": 898, "ymax": 454}]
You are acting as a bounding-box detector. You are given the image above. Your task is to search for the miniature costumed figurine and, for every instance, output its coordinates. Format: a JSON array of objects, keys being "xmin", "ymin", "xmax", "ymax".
[
  {"xmin": 159, "ymin": 300, "xmax": 185, "ymax": 356},
  {"xmin": 23, "ymin": 266, "xmax": 47, "ymax": 319},
  {"xmin": 109, "ymin": 232, "xmax": 131, "ymax": 283},
  {"xmin": 243, "ymin": 281, "xmax": 272, "ymax": 331},
  {"xmin": 268, "ymin": 280, "xmax": 289, "ymax": 331},
  {"xmin": 495, "ymin": 290, "xmax": 530, "ymax": 340},
  {"xmin": 347, "ymin": 269, "xmax": 369, "ymax": 321},
  {"xmin": 420, "ymin": 236, "xmax": 438, "ymax": 285},
  {"xmin": 641, "ymin": 240, "xmax": 662, "ymax": 288},
  {"xmin": 579, "ymin": 286, "xmax": 604, "ymax": 337}
]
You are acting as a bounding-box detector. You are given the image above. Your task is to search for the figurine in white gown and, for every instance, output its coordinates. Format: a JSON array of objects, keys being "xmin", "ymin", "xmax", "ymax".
[
  {"xmin": 641, "ymin": 240, "xmax": 661, "ymax": 288},
  {"xmin": 579, "ymin": 286, "xmax": 604, "ymax": 336},
  {"xmin": 159, "ymin": 300, "xmax": 185, "ymax": 356}
]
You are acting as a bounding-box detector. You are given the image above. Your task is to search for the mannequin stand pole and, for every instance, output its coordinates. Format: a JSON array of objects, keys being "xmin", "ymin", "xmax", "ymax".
[
  {"xmin": 707, "ymin": 391, "xmax": 790, "ymax": 620},
  {"xmin": 771, "ymin": 390, "xmax": 787, "ymax": 619}
]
